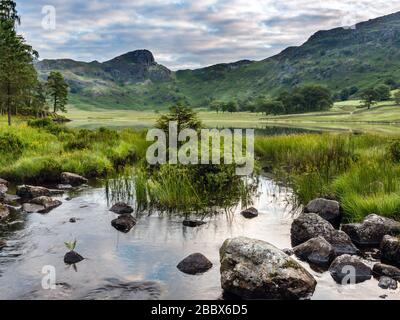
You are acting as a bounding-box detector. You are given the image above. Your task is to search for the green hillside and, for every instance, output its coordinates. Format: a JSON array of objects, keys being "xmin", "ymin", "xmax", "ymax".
[{"xmin": 36, "ymin": 11, "xmax": 400, "ymax": 110}]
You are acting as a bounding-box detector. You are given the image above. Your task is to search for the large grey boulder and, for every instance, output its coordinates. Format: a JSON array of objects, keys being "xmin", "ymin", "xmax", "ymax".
[
  {"xmin": 342, "ymin": 214, "xmax": 400, "ymax": 247},
  {"xmin": 0, "ymin": 204, "xmax": 10, "ymax": 221},
  {"xmin": 17, "ymin": 185, "xmax": 51, "ymax": 199},
  {"xmin": 304, "ymin": 198, "xmax": 341, "ymax": 227},
  {"xmin": 293, "ymin": 236, "xmax": 335, "ymax": 267},
  {"xmin": 291, "ymin": 213, "xmax": 359, "ymax": 256},
  {"xmin": 22, "ymin": 203, "xmax": 45, "ymax": 213},
  {"xmin": 220, "ymin": 237, "xmax": 316, "ymax": 300},
  {"xmin": 177, "ymin": 253, "xmax": 213, "ymax": 275},
  {"xmin": 372, "ymin": 263, "xmax": 400, "ymax": 281},
  {"xmin": 329, "ymin": 254, "xmax": 372, "ymax": 284},
  {"xmin": 111, "ymin": 214, "xmax": 137, "ymax": 233},
  {"xmin": 380, "ymin": 235, "xmax": 400, "ymax": 267},
  {"xmin": 61, "ymin": 172, "xmax": 88, "ymax": 187}
]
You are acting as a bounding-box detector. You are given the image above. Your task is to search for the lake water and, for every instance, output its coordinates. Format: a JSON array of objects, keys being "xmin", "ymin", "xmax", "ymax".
[{"xmin": 0, "ymin": 177, "xmax": 398, "ymax": 300}]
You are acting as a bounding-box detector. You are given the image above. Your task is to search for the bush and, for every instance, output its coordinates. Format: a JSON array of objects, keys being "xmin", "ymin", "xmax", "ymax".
[
  {"xmin": 389, "ymin": 140, "xmax": 400, "ymax": 162},
  {"xmin": 0, "ymin": 132, "xmax": 25, "ymax": 157},
  {"xmin": 28, "ymin": 118, "xmax": 69, "ymax": 136}
]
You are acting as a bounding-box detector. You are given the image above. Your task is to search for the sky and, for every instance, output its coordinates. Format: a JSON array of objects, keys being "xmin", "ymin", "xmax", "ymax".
[{"xmin": 17, "ymin": 0, "xmax": 400, "ymax": 70}]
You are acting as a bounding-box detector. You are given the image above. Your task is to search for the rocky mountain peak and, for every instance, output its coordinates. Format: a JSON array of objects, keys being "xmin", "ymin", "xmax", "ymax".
[{"xmin": 106, "ymin": 49, "xmax": 156, "ymax": 66}]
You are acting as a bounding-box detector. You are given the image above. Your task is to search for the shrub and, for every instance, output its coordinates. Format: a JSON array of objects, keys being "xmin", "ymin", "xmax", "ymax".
[
  {"xmin": 389, "ymin": 140, "xmax": 400, "ymax": 162},
  {"xmin": 0, "ymin": 132, "xmax": 25, "ymax": 157}
]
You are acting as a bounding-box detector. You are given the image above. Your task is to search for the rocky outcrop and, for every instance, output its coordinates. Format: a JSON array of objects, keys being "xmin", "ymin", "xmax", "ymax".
[
  {"xmin": 109, "ymin": 202, "xmax": 134, "ymax": 215},
  {"xmin": 220, "ymin": 237, "xmax": 316, "ymax": 299},
  {"xmin": 0, "ymin": 204, "xmax": 10, "ymax": 221},
  {"xmin": 182, "ymin": 220, "xmax": 206, "ymax": 227},
  {"xmin": 177, "ymin": 253, "xmax": 213, "ymax": 275},
  {"xmin": 31, "ymin": 196, "xmax": 62, "ymax": 213},
  {"xmin": 293, "ymin": 236, "xmax": 335, "ymax": 267},
  {"xmin": 304, "ymin": 198, "xmax": 341, "ymax": 227},
  {"xmin": 111, "ymin": 214, "xmax": 137, "ymax": 233},
  {"xmin": 329, "ymin": 254, "xmax": 372, "ymax": 284},
  {"xmin": 64, "ymin": 251, "xmax": 84, "ymax": 265},
  {"xmin": 240, "ymin": 207, "xmax": 259, "ymax": 219},
  {"xmin": 61, "ymin": 172, "xmax": 88, "ymax": 186},
  {"xmin": 291, "ymin": 213, "xmax": 359, "ymax": 256},
  {"xmin": 372, "ymin": 263, "xmax": 400, "ymax": 280},
  {"xmin": 380, "ymin": 235, "xmax": 400, "ymax": 267},
  {"xmin": 342, "ymin": 214, "xmax": 400, "ymax": 246},
  {"xmin": 378, "ymin": 276, "xmax": 398, "ymax": 290}
]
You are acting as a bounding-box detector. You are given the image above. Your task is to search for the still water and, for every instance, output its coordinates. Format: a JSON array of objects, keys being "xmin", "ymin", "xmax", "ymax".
[{"xmin": 0, "ymin": 177, "xmax": 398, "ymax": 300}]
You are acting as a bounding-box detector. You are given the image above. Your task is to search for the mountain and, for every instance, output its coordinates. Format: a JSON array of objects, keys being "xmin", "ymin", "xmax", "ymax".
[{"xmin": 36, "ymin": 11, "xmax": 400, "ymax": 109}]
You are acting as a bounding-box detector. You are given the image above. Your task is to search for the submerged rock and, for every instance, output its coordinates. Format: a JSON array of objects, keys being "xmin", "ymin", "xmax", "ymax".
[
  {"xmin": 61, "ymin": 172, "xmax": 88, "ymax": 187},
  {"xmin": 17, "ymin": 185, "xmax": 51, "ymax": 199},
  {"xmin": 240, "ymin": 207, "xmax": 259, "ymax": 219},
  {"xmin": 380, "ymin": 235, "xmax": 400, "ymax": 267},
  {"xmin": 182, "ymin": 220, "xmax": 206, "ymax": 227},
  {"xmin": 31, "ymin": 196, "xmax": 62, "ymax": 213},
  {"xmin": 69, "ymin": 217, "xmax": 77, "ymax": 223},
  {"xmin": 291, "ymin": 213, "xmax": 359, "ymax": 256},
  {"xmin": 304, "ymin": 198, "xmax": 341, "ymax": 227},
  {"xmin": 372, "ymin": 263, "xmax": 400, "ymax": 281},
  {"xmin": 64, "ymin": 250, "xmax": 84, "ymax": 265},
  {"xmin": 293, "ymin": 236, "xmax": 335, "ymax": 267},
  {"xmin": 342, "ymin": 214, "xmax": 400, "ymax": 247},
  {"xmin": 378, "ymin": 276, "xmax": 398, "ymax": 290},
  {"xmin": 111, "ymin": 214, "xmax": 137, "ymax": 233},
  {"xmin": 110, "ymin": 202, "xmax": 134, "ymax": 215},
  {"xmin": 0, "ymin": 204, "xmax": 10, "ymax": 221},
  {"xmin": 220, "ymin": 237, "xmax": 316, "ymax": 300},
  {"xmin": 329, "ymin": 254, "xmax": 372, "ymax": 284},
  {"xmin": 177, "ymin": 253, "xmax": 213, "ymax": 275}
]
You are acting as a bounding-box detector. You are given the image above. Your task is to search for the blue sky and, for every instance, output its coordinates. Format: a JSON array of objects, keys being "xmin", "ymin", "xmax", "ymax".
[{"xmin": 18, "ymin": 0, "xmax": 400, "ymax": 70}]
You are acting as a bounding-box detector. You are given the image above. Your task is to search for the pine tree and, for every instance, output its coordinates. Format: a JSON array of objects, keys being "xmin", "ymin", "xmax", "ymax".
[{"xmin": 46, "ymin": 71, "xmax": 69, "ymax": 113}]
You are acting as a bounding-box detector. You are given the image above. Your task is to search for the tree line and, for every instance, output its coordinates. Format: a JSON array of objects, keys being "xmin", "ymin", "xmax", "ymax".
[
  {"xmin": 0, "ymin": 0, "xmax": 68, "ymax": 125},
  {"xmin": 209, "ymin": 85, "xmax": 334, "ymax": 115}
]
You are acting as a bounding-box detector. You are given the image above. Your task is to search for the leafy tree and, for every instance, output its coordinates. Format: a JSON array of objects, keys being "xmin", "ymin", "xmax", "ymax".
[
  {"xmin": 226, "ymin": 101, "xmax": 238, "ymax": 113},
  {"xmin": 46, "ymin": 71, "xmax": 69, "ymax": 113},
  {"xmin": 209, "ymin": 100, "xmax": 223, "ymax": 113},
  {"xmin": 0, "ymin": 0, "xmax": 20, "ymax": 27},
  {"xmin": 375, "ymin": 84, "xmax": 391, "ymax": 101},
  {"xmin": 394, "ymin": 91, "xmax": 400, "ymax": 105},
  {"xmin": 360, "ymin": 88, "xmax": 379, "ymax": 109},
  {"xmin": 257, "ymin": 99, "xmax": 284, "ymax": 115}
]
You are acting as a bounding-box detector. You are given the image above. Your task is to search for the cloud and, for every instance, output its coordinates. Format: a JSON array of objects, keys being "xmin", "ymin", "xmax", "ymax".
[{"xmin": 17, "ymin": 0, "xmax": 400, "ymax": 70}]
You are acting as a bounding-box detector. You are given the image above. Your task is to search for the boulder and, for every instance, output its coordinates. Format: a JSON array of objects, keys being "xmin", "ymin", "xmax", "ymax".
[
  {"xmin": 304, "ymin": 198, "xmax": 341, "ymax": 226},
  {"xmin": 291, "ymin": 213, "xmax": 359, "ymax": 256},
  {"xmin": 177, "ymin": 253, "xmax": 213, "ymax": 275},
  {"xmin": 64, "ymin": 251, "xmax": 84, "ymax": 265},
  {"xmin": 109, "ymin": 202, "xmax": 134, "ymax": 215},
  {"xmin": 111, "ymin": 214, "xmax": 137, "ymax": 233},
  {"xmin": 69, "ymin": 218, "xmax": 77, "ymax": 223},
  {"xmin": 293, "ymin": 236, "xmax": 335, "ymax": 267},
  {"xmin": 220, "ymin": 237, "xmax": 316, "ymax": 300},
  {"xmin": 380, "ymin": 235, "xmax": 400, "ymax": 267},
  {"xmin": 378, "ymin": 276, "xmax": 398, "ymax": 290},
  {"xmin": 329, "ymin": 254, "xmax": 372, "ymax": 284},
  {"xmin": 4, "ymin": 204, "xmax": 22, "ymax": 215},
  {"xmin": 31, "ymin": 196, "xmax": 62, "ymax": 213},
  {"xmin": 17, "ymin": 185, "xmax": 51, "ymax": 199},
  {"xmin": 0, "ymin": 194, "xmax": 21, "ymax": 205},
  {"xmin": 61, "ymin": 172, "xmax": 88, "ymax": 187},
  {"xmin": 240, "ymin": 207, "xmax": 258, "ymax": 219},
  {"xmin": 22, "ymin": 203, "xmax": 46, "ymax": 214},
  {"xmin": 0, "ymin": 178, "xmax": 9, "ymax": 186},
  {"xmin": 342, "ymin": 214, "xmax": 400, "ymax": 247},
  {"xmin": 182, "ymin": 220, "xmax": 206, "ymax": 227},
  {"xmin": 0, "ymin": 240, "xmax": 6, "ymax": 248},
  {"xmin": 0, "ymin": 183, "xmax": 8, "ymax": 195},
  {"xmin": 0, "ymin": 204, "xmax": 10, "ymax": 221},
  {"xmin": 372, "ymin": 263, "xmax": 400, "ymax": 281}
]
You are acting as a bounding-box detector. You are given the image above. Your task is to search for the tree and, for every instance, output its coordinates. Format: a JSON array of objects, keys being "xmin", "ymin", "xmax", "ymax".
[
  {"xmin": 226, "ymin": 101, "xmax": 238, "ymax": 113},
  {"xmin": 257, "ymin": 99, "xmax": 284, "ymax": 115},
  {"xmin": 0, "ymin": 3, "xmax": 38, "ymax": 125},
  {"xmin": 156, "ymin": 104, "xmax": 202, "ymax": 133},
  {"xmin": 394, "ymin": 91, "xmax": 400, "ymax": 105},
  {"xmin": 375, "ymin": 84, "xmax": 391, "ymax": 101},
  {"xmin": 46, "ymin": 71, "xmax": 68, "ymax": 113},
  {"xmin": 210, "ymin": 100, "xmax": 222, "ymax": 113},
  {"xmin": 360, "ymin": 88, "xmax": 379, "ymax": 109}
]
